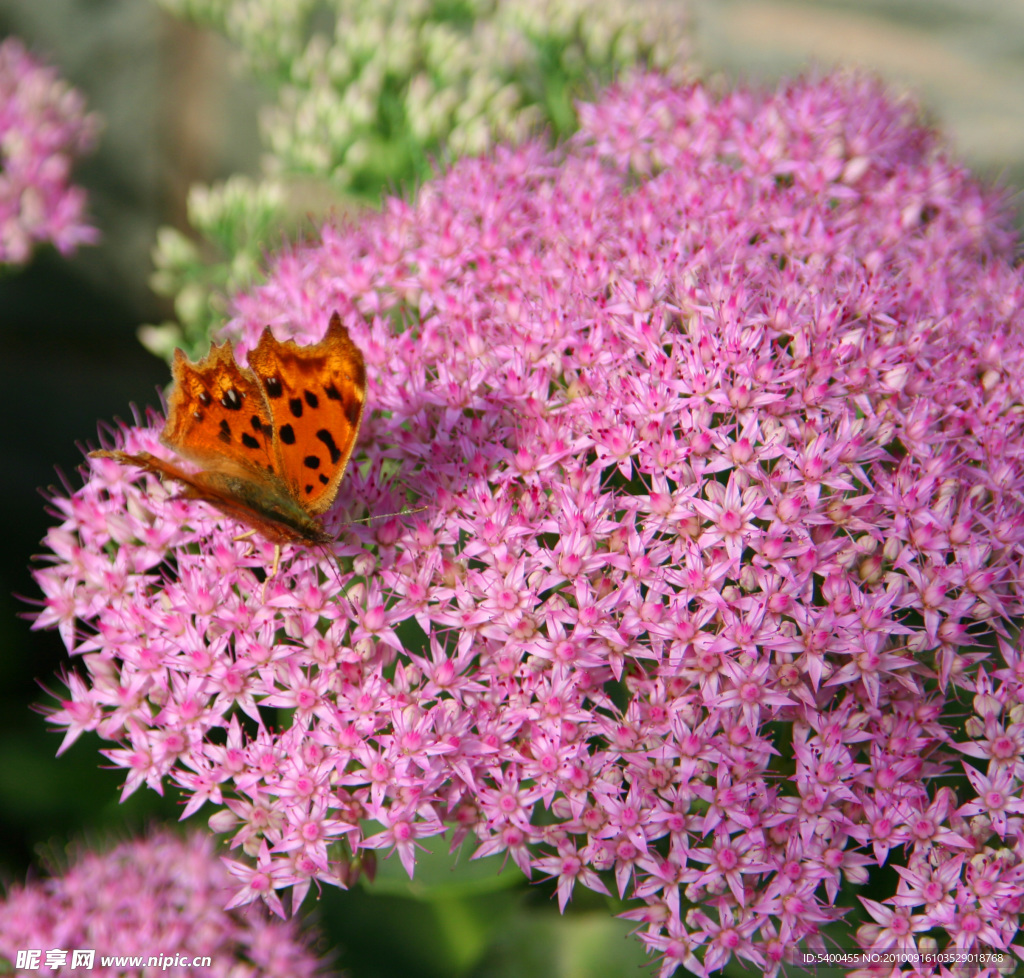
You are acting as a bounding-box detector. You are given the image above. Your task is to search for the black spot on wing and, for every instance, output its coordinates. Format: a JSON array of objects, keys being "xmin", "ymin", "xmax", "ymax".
[
  {"xmin": 198, "ymin": 390, "xmax": 212, "ymax": 406},
  {"xmin": 304, "ymin": 390, "xmax": 319, "ymax": 409},
  {"xmin": 250, "ymin": 415, "xmax": 262, "ymax": 432},
  {"xmin": 289, "ymin": 397, "xmax": 303, "ymax": 418},
  {"xmin": 318, "ymin": 473, "xmax": 329, "ymax": 485},
  {"xmin": 305, "ymin": 484, "xmax": 314, "ymax": 495},
  {"xmin": 218, "ymin": 419, "xmax": 232, "ymax": 444},
  {"xmin": 324, "ymin": 383, "xmax": 341, "ymax": 401},
  {"xmin": 242, "ymin": 432, "xmax": 260, "ymax": 450},
  {"xmin": 280, "ymin": 424, "xmax": 296, "ymax": 445},
  {"xmin": 343, "ymin": 395, "xmax": 361, "ymax": 427},
  {"xmin": 316, "ymin": 429, "xmax": 341, "ymax": 464},
  {"xmin": 304, "ymin": 455, "xmax": 321, "ymax": 469},
  {"xmin": 221, "ymin": 388, "xmax": 242, "ymax": 410},
  {"xmin": 265, "ymin": 376, "xmax": 283, "ymax": 398}
]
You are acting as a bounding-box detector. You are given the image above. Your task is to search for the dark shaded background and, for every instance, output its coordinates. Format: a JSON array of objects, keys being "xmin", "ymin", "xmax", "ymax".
[
  {"xmin": 0, "ymin": 1, "xmax": 1021, "ymax": 975},
  {"xmin": 0, "ymin": 1, "xmax": 257, "ymax": 875}
]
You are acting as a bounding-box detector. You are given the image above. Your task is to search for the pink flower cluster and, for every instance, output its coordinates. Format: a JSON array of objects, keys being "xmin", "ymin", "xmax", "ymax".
[
  {"xmin": 35, "ymin": 72, "xmax": 1024, "ymax": 976},
  {"xmin": 0, "ymin": 829, "xmax": 329, "ymax": 976},
  {"xmin": 0, "ymin": 37, "xmax": 98, "ymax": 265}
]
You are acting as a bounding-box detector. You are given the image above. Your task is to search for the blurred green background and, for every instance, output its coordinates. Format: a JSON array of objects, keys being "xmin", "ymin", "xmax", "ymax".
[{"xmin": 0, "ymin": 1, "xmax": 1021, "ymax": 975}]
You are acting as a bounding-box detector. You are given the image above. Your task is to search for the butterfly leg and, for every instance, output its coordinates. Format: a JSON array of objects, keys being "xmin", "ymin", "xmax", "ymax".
[
  {"xmin": 231, "ymin": 530, "xmax": 278, "ymax": 603},
  {"xmin": 232, "ymin": 528, "xmax": 259, "ymax": 558},
  {"xmin": 260, "ymin": 544, "xmax": 282, "ymax": 604}
]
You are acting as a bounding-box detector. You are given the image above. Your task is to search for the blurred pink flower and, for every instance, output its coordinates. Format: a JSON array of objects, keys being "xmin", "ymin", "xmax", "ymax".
[
  {"xmin": 0, "ymin": 829, "xmax": 330, "ymax": 976},
  {"xmin": 0, "ymin": 37, "xmax": 98, "ymax": 265},
  {"xmin": 34, "ymin": 72, "xmax": 1024, "ymax": 975}
]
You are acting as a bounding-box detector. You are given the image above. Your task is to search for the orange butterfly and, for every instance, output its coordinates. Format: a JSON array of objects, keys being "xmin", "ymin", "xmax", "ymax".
[{"xmin": 92, "ymin": 312, "xmax": 366, "ymax": 548}]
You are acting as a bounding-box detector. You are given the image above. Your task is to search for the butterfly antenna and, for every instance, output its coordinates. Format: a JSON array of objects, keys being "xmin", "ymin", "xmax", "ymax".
[
  {"xmin": 345, "ymin": 503, "xmax": 429, "ymax": 526},
  {"xmin": 317, "ymin": 541, "xmax": 348, "ymax": 594}
]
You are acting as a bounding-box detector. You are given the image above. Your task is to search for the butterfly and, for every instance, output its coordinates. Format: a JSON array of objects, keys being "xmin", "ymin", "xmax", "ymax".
[{"xmin": 92, "ymin": 312, "xmax": 366, "ymax": 549}]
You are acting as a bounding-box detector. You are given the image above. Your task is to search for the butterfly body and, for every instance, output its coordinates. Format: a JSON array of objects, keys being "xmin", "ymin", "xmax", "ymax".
[{"xmin": 93, "ymin": 312, "xmax": 365, "ymax": 545}]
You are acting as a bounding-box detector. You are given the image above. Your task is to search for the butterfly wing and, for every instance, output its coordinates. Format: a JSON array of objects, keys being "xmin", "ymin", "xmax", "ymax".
[
  {"xmin": 89, "ymin": 315, "xmax": 364, "ymax": 545},
  {"xmin": 247, "ymin": 312, "xmax": 366, "ymax": 516},
  {"xmin": 90, "ymin": 449, "xmax": 331, "ymax": 544},
  {"xmin": 163, "ymin": 341, "xmax": 276, "ymax": 475},
  {"xmin": 90, "ymin": 338, "xmax": 331, "ymax": 544}
]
